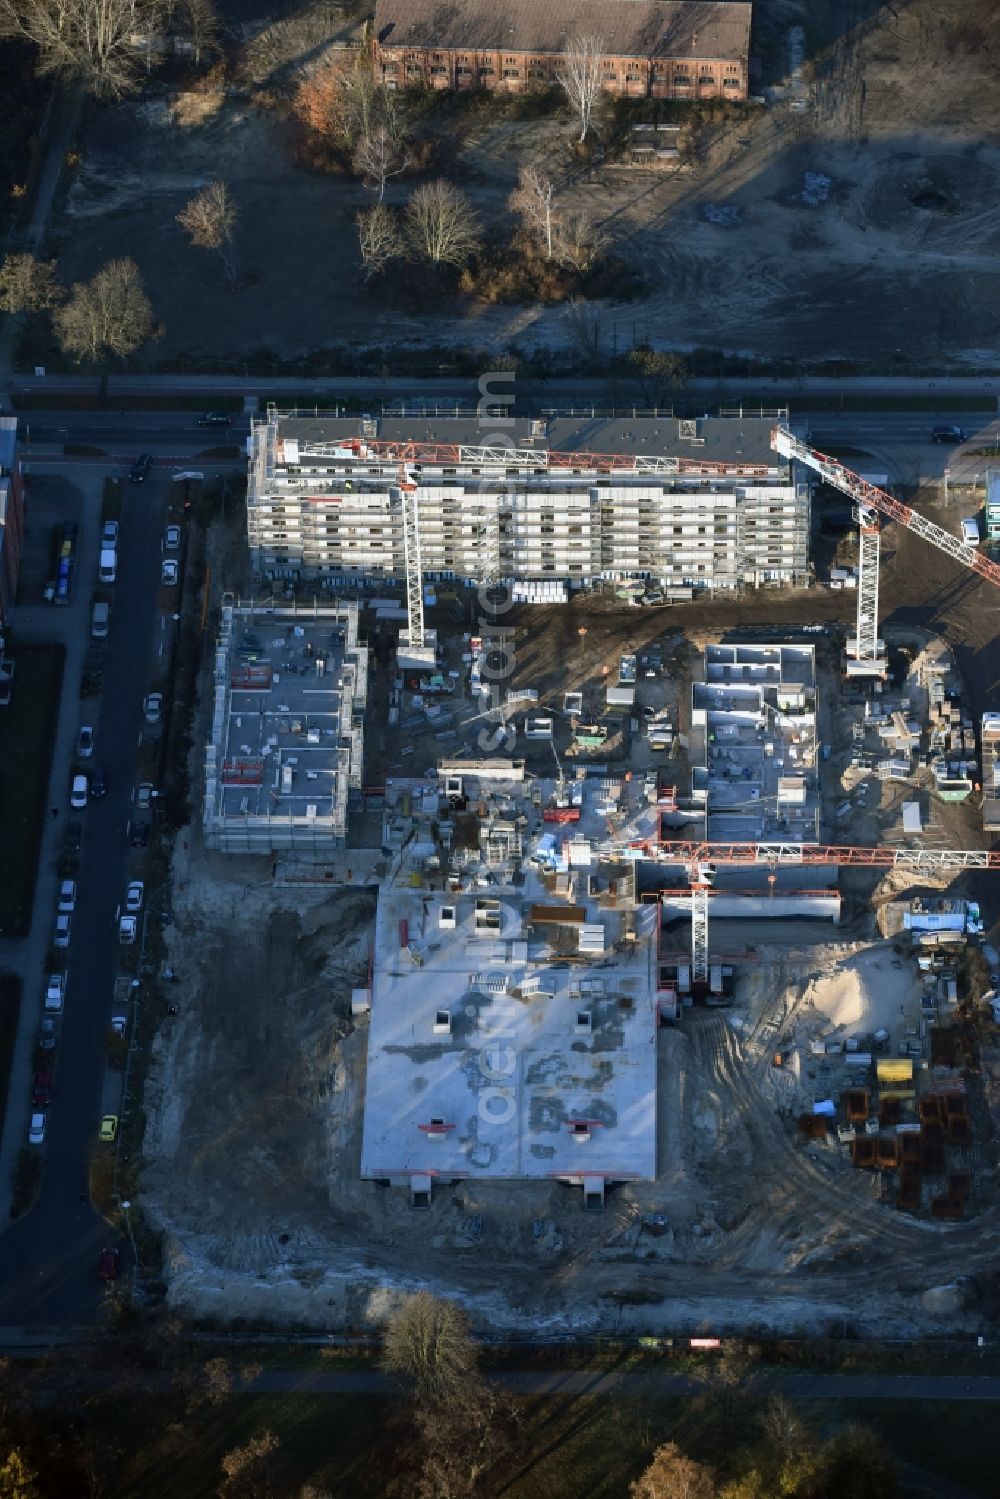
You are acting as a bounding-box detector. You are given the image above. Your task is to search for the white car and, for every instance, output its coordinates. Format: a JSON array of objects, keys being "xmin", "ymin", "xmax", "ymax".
[
  {"xmin": 118, "ymin": 915, "xmax": 137, "ymax": 945},
  {"xmin": 164, "ymin": 524, "xmax": 181, "ymax": 550},
  {"xmin": 57, "ymin": 879, "xmax": 76, "ymax": 913},
  {"xmin": 143, "ymin": 693, "xmax": 162, "ymax": 725},
  {"xmin": 70, "ymin": 774, "xmax": 88, "ymax": 809},
  {"xmin": 45, "ymin": 973, "xmax": 65, "ymax": 1012},
  {"xmin": 53, "ymin": 913, "xmax": 71, "ymax": 950},
  {"xmin": 125, "ymin": 880, "xmax": 144, "ymax": 913},
  {"xmin": 76, "ymin": 726, "xmax": 94, "ymax": 759},
  {"xmin": 161, "ymin": 559, "xmax": 178, "ymax": 587},
  {"xmin": 110, "ymin": 1015, "xmax": 126, "ymax": 1037},
  {"xmin": 28, "ymin": 1113, "xmax": 46, "ymax": 1146}
]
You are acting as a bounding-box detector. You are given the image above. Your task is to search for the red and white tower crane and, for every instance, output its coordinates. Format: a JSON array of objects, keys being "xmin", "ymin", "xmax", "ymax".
[{"xmin": 771, "ymin": 426, "xmax": 1000, "ymax": 675}]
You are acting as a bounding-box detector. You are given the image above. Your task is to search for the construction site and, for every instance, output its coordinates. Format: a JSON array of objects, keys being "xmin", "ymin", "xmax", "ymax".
[{"xmin": 139, "ymin": 418, "xmax": 1000, "ymax": 1337}]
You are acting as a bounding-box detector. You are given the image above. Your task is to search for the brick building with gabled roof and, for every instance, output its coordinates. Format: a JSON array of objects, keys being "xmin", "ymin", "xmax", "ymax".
[{"xmin": 373, "ymin": 0, "xmax": 752, "ymax": 100}]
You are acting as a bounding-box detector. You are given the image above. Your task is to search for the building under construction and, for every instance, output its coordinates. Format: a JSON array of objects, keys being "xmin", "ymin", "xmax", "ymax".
[
  {"xmin": 203, "ymin": 600, "xmax": 368, "ymax": 854},
  {"xmin": 245, "ymin": 412, "xmax": 812, "ymax": 595}
]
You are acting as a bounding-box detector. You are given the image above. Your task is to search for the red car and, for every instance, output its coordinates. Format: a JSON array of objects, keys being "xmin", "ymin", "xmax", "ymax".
[
  {"xmin": 31, "ymin": 1071, "xmax": 52, "ymax": 1108},
  {"xmin": 98, "ymin": 1248, "xmax": 120, "ymax": 1282}
]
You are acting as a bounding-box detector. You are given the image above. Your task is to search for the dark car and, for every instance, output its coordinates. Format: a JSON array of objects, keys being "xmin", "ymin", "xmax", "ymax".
[
  {"xmin": 31, "ymin": 1071, "xmax": 52, "ymax": 1107},
  {"xmin": 90, "ymin": 768, "xmax": 108, "ymax": 799},
  {"xmin": 98, "ymin": 1247, "xmax": 120, "ymax": 1282},
  {"xmin": 38, "ymin": 1018, "xmax": 56, "ymax": 1051},
  {"xmin": 129, "ymin": 821, "xmax": 150, "ymax": 848},
  {"xmin": 931, "ymin": 425, "xmax": 969, "ymax": 444},
  {"xmin": 197, "ymin": 412, "xmax": 232, "ymax": 427},
  {"xmin": 129, "ymin": 454, "xmax": 152, "ymax": 483}
]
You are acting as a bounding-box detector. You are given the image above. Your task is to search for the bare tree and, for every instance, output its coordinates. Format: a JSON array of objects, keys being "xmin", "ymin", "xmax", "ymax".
[
  {"xmin": 176, "ymin": 180, "xmax": 239, "ymax": 284},
  {"xmin": 0, "ymin": 253, "xmax": 62, "ymax": 313},
  {"xmin": 0, "ymin": 0, "xmax": 164, "ymax": 98},
  {"xmin": 405, "ymin": 181, "xmax": 481, "ymax": 269},
  {"xmin": 558, "ymin": 34, "xmax": 605, "ymax": 143},
  {"xmin": 565, "ymin": 297, "xmax": 601, "ymax": 361},
  {"xmin": 630, "ymin": 1442, "xmax": 716, "ymax": 1499},
  {"xmin": 54, "ymin": 257, "xmax": 156, "ymax": 363},
  {"xmin": 357, "ymin": 203, "xmax": 404, "ymax": 282},
  {"xmin": 294, "ymin": 51, "xmax": 386, "ymax": 151},
  {"xmin": 381, "ymin": 1292, "xmax": 479, "ymax": 1404},
  {"xmin": 553, "ymin": 210, "xmax": 606, "ymax": 272},
  {"xmin": 169, "ymin": 0, "xmax": 220, "ymax": 66},
  {"xmin": 353, "ymin": 125, "xmax": 408, "ymax": 202},
  {"xmin": 508, "ymin": 165, "xmax": 557, "ymax": 258}
]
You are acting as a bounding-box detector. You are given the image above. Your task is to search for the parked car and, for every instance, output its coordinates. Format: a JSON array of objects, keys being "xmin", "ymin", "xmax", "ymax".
[
  {"xmin": 31, "ymin": 1071, "xmax": 52, "ymax": 1108},
  {"xmin": 143, "ymin": 693, "xmax": 162, "ymax": 725},
  {"xmin": 75, "ymin": 725, "xmax": 94, "ymax": 759},
  {"xmin": 118, "ymin": 915, "xmax": 137, "ymax": 945},
  {"xmin": 129, "ymin": 821, "xmax": 150, "ymax": 849},
  {"xmin": 38, "ymin": 1018, "xmax": 56, "ymax": 1051},
  {"xmin": 0, "ymin": 662, "xmax": 13, "ymax": 708},
  {"xmin": 164, "ymin": 524, "xmax": 181, "ymax": 550},
  {"xmin": 45, "ymin": 973, "xmax": 65, "ymax": 1012},
  {"xmin": 99, "ymin": 1114, "xmax": 118, "ymax": 1143},
  {"xmin": 57, "ymin": 879, "xmax": 77, "ymax": 913},
  {"xmin": 101, "ymin": 520, "xmax": 119, "ymax": 547},
  {"xmin": 931, "ymin": 425, "xmax": 969, "ymax": 444},
  {"xmin": 161, "ymin": 559, "xmax": 179, "ymax": 587},
  {"xmin": 70, "ymin": 774, "xmax": 88, "ymax": 809},
  {"xmin": 90, "ymin": 768, "xmax": 108, "ymax": 799},
  {"xmin": 28, "ymin": 1113, "xmax": 45, "ymax": 1146},
  {"xmin": 197, "ymin": 412, "xmax": 231, "ymax": 427},
  {"xmin": 53, "ymin": 913, "xmax": 71, "ymax": 950},
  {"xmin": 98, "ymin": 1247, "xmax": 120, "ymax": 1281},
  {"xmin": 135, "ymin": 782, "xmax": 155, "ymax": 811},
  {"xmin": 110, "ymin": 1015, "xmax": 126, "ymax": 1037},
  {"xmin": 125, "ymin": 880, "xmax": 144, "ymax": 914},
  {"xmin": 129, "ymin": 454, "xmax": 152, "ymax": 483}
]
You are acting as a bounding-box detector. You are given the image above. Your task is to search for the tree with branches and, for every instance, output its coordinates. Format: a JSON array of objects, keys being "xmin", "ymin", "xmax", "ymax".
[
  {"xmin": 0, "ymin": 0, "xmax": 164, "ymax": 98},
  {"xmin": 0, "ymin": 254, "xmax": 62, "ymax": 314},
  {"xmin": 54, "ymin": 257, "xmax": 156, "ymax": 363},
  {"xmin": 405, "ymin": 180, "xmax": 481, "ymax": 269},
  {"xmin": 558, "ymin": 34, "xmax": 605, "ymax": 143},
  {"xmin": 381, "ymin": 1292, "xmax": 479, "ymax": 1404},
  {"xmin": 294, "ymin": 52, "xmax": 384, "ymax": 151},
  {"xmin": 169, "ymin": 0, "xmax": 220, "ymax": 67},
  {"xmin": 176, "ymin": 180, "xmax": 239, "ymax": 284},
  {"xmin": 508, "ymin": 164, "xmax": 557, "ymax": 258},
  {"xmin": 553, "ymin": 210, "xmax": 605, "ymax": 272},
  {"xmin": 353, "ymin": 125, "xmax": 408, "ymax": 202},
  {"xmin": 630, "ymin": 1442, "xmax": 716, "ymax": 1499},
  {"xmin": 356, "ymin": 203, "xmax": 404, "ymax": 282}
]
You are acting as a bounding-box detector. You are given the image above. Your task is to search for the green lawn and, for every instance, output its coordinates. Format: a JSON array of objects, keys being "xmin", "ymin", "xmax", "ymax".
[{"xmin": 0, "ymin": 644, "xmax": 64, "ymax": 935}]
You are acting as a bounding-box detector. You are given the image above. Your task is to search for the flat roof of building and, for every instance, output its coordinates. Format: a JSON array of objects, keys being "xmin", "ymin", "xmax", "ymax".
[
  {"xmin": 361, "ymin": 885, "xmax": 657, "ymax": 1182},
  {"xmin": 263, "ymin": 413, "xmax": 791, "ymax": 473},
  {"xmin": 204, "ymin": 605, "xmax": 366, "ymax": 843}
]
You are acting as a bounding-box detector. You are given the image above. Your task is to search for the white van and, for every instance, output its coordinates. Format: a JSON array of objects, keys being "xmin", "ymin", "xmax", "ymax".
[
  {"xmin": 99, "ymin": 548, "xmax": 117, "ymax": 584},
  {"xmin": 960, "ymin": 516, "xmax": 979, "ymax": 546}
]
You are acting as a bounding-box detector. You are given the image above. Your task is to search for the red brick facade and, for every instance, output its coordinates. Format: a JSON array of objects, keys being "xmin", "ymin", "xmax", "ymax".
[{"xmin": 374, "ymin": 1, "xmax": 752, "ymax": 102}]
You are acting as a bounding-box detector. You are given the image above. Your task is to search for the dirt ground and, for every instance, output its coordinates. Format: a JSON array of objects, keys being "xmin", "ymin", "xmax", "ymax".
[
  {"xmin": 45, "ymin": 0, "xmax": 1000, "ymax": 368},
  {"xmin": 139, "ymin": 567, "xmax": 1000, "ymax": 1335}
]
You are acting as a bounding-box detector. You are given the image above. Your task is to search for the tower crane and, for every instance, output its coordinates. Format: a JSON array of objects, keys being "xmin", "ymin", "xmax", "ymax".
[
  {"xmin": 654, "ymin": 841, "xmax": 999, "ymax": 992},
  {"xmin": 396, "ymin": 464, "xmax": 425, "ymax": 656},
  {"xmin": 771, "ymin": 427, "xmax": 1000, "ymax": 674}
]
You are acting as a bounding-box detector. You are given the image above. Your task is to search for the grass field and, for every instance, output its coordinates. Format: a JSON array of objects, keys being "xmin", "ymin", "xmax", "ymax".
[{"xmin": 0, "ymin": 643, "xmax": 64, "ymax": 935}]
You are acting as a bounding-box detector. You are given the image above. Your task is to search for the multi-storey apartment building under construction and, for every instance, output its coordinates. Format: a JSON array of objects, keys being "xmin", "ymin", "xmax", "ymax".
[{"xmin": 246, "ymin": 412, "xmax": 811, "ymax": 596}]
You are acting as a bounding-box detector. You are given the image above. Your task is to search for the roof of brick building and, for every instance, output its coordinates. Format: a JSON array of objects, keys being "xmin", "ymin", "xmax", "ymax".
[{"xmin": 374, "ymin": 0, "xmax": 752, "ymax": 60}]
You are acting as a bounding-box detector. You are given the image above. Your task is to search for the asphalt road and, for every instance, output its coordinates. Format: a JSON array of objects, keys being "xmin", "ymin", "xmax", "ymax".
[{"xmin": 0, "ymin": 468, "xmax": 167, "ymax": 1324}]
